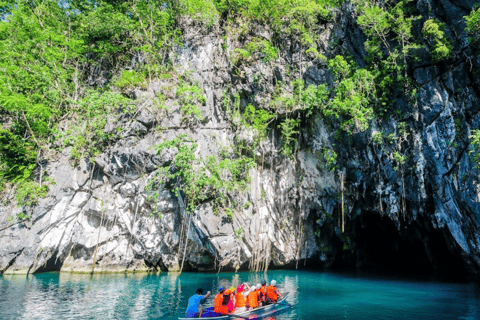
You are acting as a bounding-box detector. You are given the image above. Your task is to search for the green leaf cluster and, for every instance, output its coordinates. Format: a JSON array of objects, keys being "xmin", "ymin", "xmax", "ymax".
[
  {"xmin": 465, "ymin": 6, "xmax": 480, "ymax": 43},
  {"xmin": 15, "ymin": 180, "xmax": 49, "ymax": 207},
  {"xmin": 176, "ymin": 81, "xmax": 206, "ymax": 124},
  {"xmin": 152, "ymin": 134, "xmax": 255, "ymax": 215},
  {"xmin": 269, "ymin": 79, "xmax": 328, "ymax": 155},
  {"xmin": 61, "ymin": 91, "xmax": 135, "ymax": 161},
  {"xmin": 469, "ymin": 129, "xmax": 480, "ymax": 168},
  {"xmin": 244, "ymin": 38, "xmax": 278, "ymax": 62},
  {"xmin": 326, "ymin": 56, "xmax": 376, "ymax": 132},
  {"xmin": 422, "ymin": 19, "xmax": 453, "ymax": 61},
  {"xmin": 353, "ymin": 0, "xmax": 421, "ymax": 113},
  {"xmin": 115, "ymin": 70, "xmax": 147, "ymax": 93},
  {"xmin": 0, "ymin": 128, "xmax": 36, "ymax": 181}
]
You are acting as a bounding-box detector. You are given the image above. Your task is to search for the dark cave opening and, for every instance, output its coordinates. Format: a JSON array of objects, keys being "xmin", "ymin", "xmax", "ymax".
[
  {"xmin": 34, "ymin": 251, "xmax": 62, "ymax": 273},
  {"xmin": 333, "ymin": 213, "xmax": 467, "ymax": 279}
]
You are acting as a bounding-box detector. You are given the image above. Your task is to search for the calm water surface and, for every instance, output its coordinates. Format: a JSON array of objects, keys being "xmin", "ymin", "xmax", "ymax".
[{"xmin": 1, "ymin": 270, "xmax": 479, "ymax": 319}]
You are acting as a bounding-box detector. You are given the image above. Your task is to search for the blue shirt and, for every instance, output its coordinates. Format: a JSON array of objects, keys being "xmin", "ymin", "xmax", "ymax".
[{"xmin": 186, "ymin": 294, "xmax": 205, "ymax": 315}]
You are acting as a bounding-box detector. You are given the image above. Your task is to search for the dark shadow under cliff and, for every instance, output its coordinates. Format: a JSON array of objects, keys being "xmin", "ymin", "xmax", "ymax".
[{"xmin": 330, "ymin": 212, "xmax": 468, "ymax": 280}]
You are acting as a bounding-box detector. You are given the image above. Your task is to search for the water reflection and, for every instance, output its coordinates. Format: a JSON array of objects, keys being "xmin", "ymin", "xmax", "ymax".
[{"xmin": 0, "ymin": 270, "xmax": 479, "ymax": 319}]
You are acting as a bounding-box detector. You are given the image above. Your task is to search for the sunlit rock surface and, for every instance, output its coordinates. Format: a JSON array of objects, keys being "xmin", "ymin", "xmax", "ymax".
[{"xmin": 1, "ymin": 0, "xmax": 480, "ymax": 275}]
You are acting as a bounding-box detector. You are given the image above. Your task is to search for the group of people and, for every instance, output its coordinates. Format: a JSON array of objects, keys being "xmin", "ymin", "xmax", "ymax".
[{"xmin": 185, "ymin": 280, "xmax": 281, "ymax": 318}]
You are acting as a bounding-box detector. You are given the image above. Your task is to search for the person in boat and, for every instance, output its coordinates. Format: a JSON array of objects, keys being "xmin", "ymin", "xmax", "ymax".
[
  {"xmin": 214, "ymin": 286, "xmax": 228, "ymax": 315},
  {"xmin": 185, "ymin": 288, "xmax": 211, "ymax": 318},
  {"xmin": 246, "ymin": 283, "xmax": 261, "ymax": 310},
  {"xmin": 266, "ymin": 280, "xmax": 281, "ymax": 304},
  {"xmin": 226, "ymin": 287, "xmax": 236, "ymax": 314},
  {"xmin": 234, "ymin": 283, "xmax": 251, "ymax": 312},
  {"xmin": 259, "ymin": 280, "xmax": 267, "ymax": 306}
]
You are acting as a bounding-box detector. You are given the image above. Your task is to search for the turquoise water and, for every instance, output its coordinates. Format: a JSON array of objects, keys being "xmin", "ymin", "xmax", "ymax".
[{"xmin": 1, "ymin": 270, "xmax": 479, "ymax": 319}]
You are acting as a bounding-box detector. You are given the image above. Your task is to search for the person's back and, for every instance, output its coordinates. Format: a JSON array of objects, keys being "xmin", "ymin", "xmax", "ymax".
[
  {"xmin": 266, "ymin": 280, "xmax": 280, "ymax": 303},
  {"xmin": 260, "ymin": 280, "xmax": 267, "ymax": 305},
  {"xmin": 186, "ymin": 294, "xmax": 204, "ymax": 317},
  {"xmin": 235, "ymin": 291, "xmax": 246, "ymax": 308},
  {"xmin": 235, "ymin": 284, "xmax": 249, "ymax": 312},
  {"xmin": 214, "ymin": 292, "xmax": 224, "ymax": 313},
  {"xmin": 247, "ymin": 289, "xmax": 259, "ymax": 308},
  {"xmin": 185, "ymin": 288, "xmax": 210, "ymax": 318},
  {"xmin": 223, "ymin": 288, "xmax": 235, "ymax": 314}
]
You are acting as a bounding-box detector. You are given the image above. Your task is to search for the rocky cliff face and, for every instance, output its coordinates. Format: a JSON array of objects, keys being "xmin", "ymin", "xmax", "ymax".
[{"xmin": 1, "ymin": 0, "xmax": 480, "ymax": 275}]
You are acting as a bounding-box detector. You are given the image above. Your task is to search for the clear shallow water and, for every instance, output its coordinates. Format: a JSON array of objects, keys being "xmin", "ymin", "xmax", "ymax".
[{"xmin": 1, "ymin": 269, "xmax": 479, "ymax": 319}]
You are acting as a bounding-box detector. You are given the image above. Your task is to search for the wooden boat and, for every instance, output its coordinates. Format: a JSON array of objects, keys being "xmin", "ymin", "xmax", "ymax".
[{"xmin": 179, "ymin": 292, "xmax": 290, "ymax": 320}]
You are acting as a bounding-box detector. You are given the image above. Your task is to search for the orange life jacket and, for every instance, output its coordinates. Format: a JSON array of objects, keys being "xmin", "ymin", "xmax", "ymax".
[
  {"xmin": 214, "ymin": 293, "xmax": 224, "ymax": 313},
  {"xmin": 260, "ymin": 286, "xmax": 267, "ymax": 299},
  {"xmin": 235, "ymin": 292, "xmax": 246, "ymax": 308},
  {"xmin": 216, "ymin": 292, "xmax": 230, "ymax": 314},
  {"xmin": 247, "ymin": 290, "xmax": 259, "ymax": 308},
  {"xmin": 266, "ymin": 285, "xmax": 278, "ymax": 301}
]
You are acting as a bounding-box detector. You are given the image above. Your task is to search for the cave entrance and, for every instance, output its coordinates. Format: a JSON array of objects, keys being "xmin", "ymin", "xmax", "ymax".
[
  {"xmin": 344, "ymin": 213, "xmax": 467, "ymax": 278},
  {"xmin": 34, "ymin": 251, "xmax": 62, "ymax": 273}
]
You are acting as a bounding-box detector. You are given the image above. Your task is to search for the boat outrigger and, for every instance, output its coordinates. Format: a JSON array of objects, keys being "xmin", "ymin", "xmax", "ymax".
[{"xmin": 179, "ymin": 292, "xmax": 291, "ymax": 320}]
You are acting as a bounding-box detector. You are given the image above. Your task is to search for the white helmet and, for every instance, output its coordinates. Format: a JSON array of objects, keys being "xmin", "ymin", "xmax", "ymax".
[
  {"xmin": 271, "ymin": 280, "xmax": 276, "ymax": 286},
  {"xmin": 256, "ymin": 283, "xmax": 261, "ymax": 289}
]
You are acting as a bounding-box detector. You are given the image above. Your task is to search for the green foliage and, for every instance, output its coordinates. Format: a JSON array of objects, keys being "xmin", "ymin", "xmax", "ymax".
[
  {"xmin": 322, "ymin": 148, "xmax": 337, "ymax": 171},
  {"xmin": 270, "ymin": 80, "xmax": 328, "ymax": 148},
  {"xmin": 352, "ymin": 0, "xmax": 420, "ymax": 115},
  {"xmin": 465, "ymin": 6, "xmax": 480, "ymax": 43},
  {"xmin": 176, "ymin": 81, "xmax": 206, "ymax": 124},
  {"xmin": 16, "ymin": 212, "xmax": 32, "ymax": 222},
  {"xmin": 62, "ymin": 91, "xmax": 135, "ymax": 161},
  {"xmin": 422, "ymin": 19, "xmax": 452, "ymax": 61},
  {"xmin": 214, "ymin": 0, "xmax": 336, "ymax": 25},
  {"xmin": 241, "ymin": 104, "xmax": 274, "ymax": 140},
  {"xmin": 225, "ymin": 208, "xmax": 234, "ymax": 220},
  {"xmin": 0, "ymin": 128, "xmax": 37, "ymax": 181},
  {"xmin": 177, "ymin": 0, "xmax": 220, "ymax": 26},
  {"xmin": 469, "ymin": 129, "xmax": 480, "ymax": 168},
  {"xmin": 234, "ymin": 227, "xmax": 243, "ymax": 238},
  {"xmin": 397, "ymin": 122, "xmax": 409, "ymax": 139},
  {"xmin": 328, "ymin": 55, "xmax": 351, "ymax": 79},
  {"xmin": 153, "ymin": 134, "xmax": 255, "ymax": 215},
  {"xmin": 244, "ymin": 38, "xmax": 278, "ymax": 62},
  {"xmin": 0, "ymin": 0, "xmax": 183, "ymax": 184},
  {"xmin": 371, "ymin": 131, "xmax": 383, "ymax": 145},
  {"xmin": 279, "ymin": 118, "xmax": 300, "ymax": 156},
  {"xmin": 233, "ymin": 38, "xmax": 277, "ymax": 64},
  {"xmin": 15, "ymin": 180, "xmax": 49, "ymax": 207},
  {"xmin": 261, "ymin": 189, "xmax": 266, "ymax": 199},
  {"xmin": 392, "ymin": 151, "xmax": 407, "ymax": 171},
  {"xmin": 326, "ymin": 56, "xmax": 376, "ymax": 132},
  {"xmin": 115, "ymin": 70, "xmax": 146, "ymax": 92}
]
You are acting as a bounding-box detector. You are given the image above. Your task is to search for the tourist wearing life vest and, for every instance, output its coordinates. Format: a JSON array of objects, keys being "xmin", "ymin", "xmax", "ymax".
[
  {"xmin": 246, "ymin": 283, "xmax": 261, "ymax": 309},
  {"xmin": 259, "ymin": 280, "xmax": 268, "ymax": 306},
  {"xmin": 227, "ymin": 287, "xmax": 236, "ymax": 313},
  {"xmin": 234, "ymin": 283, "xmax": 251, "ymax": 312},
  {"xmin": 266, "ymin": 280, "xmax": 281, "ymax": 304},
  {"xmin": 255, "ymin": 283, "xmax": 262, "ymax": 304},
  {"xmin": 214, "ymin": 286, "xmax": 228, "ymax": 315}
]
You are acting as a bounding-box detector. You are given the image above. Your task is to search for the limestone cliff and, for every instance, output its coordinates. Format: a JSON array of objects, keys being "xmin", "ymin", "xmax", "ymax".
[{"xmin": 1, "ymin": 0, "xmax": 480, "ymax": 275}]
